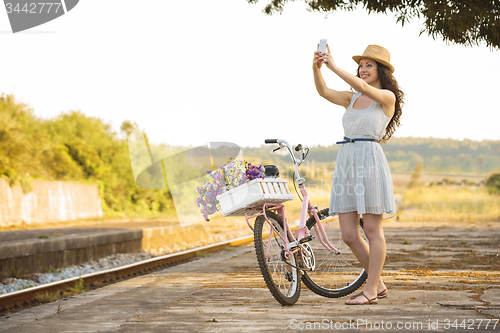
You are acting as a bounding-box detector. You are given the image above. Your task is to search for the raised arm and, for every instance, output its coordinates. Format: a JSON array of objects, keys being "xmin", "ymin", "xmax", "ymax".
[
  {"xmin": 313, "ymin": 50, "xmax": 353, "ymax": 109},
  {"xmin": 320, "ymin": 45, "xmax": 396, "ymax": 117}
]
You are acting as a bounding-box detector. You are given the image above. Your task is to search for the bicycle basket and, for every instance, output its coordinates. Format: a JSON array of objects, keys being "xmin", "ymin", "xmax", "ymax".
[{"xmin": 216, "ymin": 178, "xmax": 293, "ymax": 216}]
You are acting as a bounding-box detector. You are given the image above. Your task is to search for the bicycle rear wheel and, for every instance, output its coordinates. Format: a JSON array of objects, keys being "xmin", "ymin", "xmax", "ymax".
[
  {"xmin": 254, "ymin": 211, "xmax": 300, "ymax": 306},
  {"xmin": 301, "ymin": 208, "xmax": 367, "ymax": 298}
]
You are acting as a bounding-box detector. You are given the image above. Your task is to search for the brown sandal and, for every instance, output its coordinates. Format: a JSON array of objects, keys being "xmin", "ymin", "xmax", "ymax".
[
  {"xmin": 378, "ymin": 289, "xmax": 388, "ymax": 299},
  {"xmin": 345, "ymin": 292, "xmax": 378, "ymax": 305},
  {"xmin": 350, "ymin": 288, "xmax": 388, "ymax": 300}
]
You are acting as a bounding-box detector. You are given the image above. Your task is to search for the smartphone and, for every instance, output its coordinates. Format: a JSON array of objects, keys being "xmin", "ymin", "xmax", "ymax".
[{"xmin": 318, "ymin": 39, "xmax": 327, "ymax": 53}]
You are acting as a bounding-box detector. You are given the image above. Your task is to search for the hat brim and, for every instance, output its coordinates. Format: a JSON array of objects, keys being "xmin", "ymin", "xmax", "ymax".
[{"xmin": 352, "ymin": 55, "xmax": 395, "ymax": 73}]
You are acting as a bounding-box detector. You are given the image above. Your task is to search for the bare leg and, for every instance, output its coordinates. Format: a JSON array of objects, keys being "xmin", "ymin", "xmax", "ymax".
[{"xmin": 339, "ymin": 212, "xmax": 386, "ymax": 304}]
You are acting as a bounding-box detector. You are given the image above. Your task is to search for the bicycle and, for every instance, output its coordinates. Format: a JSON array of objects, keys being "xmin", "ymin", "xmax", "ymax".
[{"xmin": 244, "ymin": 139, "xmax": 368, "ymax": 305}]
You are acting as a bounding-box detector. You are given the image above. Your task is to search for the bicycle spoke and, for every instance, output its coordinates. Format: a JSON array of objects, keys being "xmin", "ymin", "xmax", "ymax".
[
  {"xmin": 254, "ymin": 212, "xmax": 300, "ymax": 305},
  {"xmin": 301, "ymin": 208, "xmax": 367, "ymax": 298}
]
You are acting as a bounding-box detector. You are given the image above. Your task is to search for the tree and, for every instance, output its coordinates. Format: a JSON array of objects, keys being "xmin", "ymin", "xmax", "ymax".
[
  {"xmin": 0, "ymin": 94, "xmax": 174, "ymax": 216},
  {"xmin": 476, "ymin": 154, "xmax": 486, "ymax": 173},
  {"xmin": 409, "ymin": 162, "xmax": 423, "ymax": 188},
  {"xmin": 247, "ymin": 0, "xmax": 500, "ymax": 49},
  {"xmin": 120, "ymin": 120, "xmax": 138, "ymax": 138},
  {"xmin": 409, "ymin": 152, "xmax": 423, "ymax": 170},
  {"xmin": 485, "ymin": 171, "xmax": 500, "ymax": 195}
]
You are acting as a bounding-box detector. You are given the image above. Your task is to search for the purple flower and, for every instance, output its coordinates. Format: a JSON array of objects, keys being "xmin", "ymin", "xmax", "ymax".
[{"xmin": 195, "ymin": 159, "xmax": 265, "ymax": 220}]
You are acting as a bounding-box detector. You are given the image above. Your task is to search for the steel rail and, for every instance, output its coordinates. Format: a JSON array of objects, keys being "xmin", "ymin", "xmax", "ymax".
[
  {"xmin": 0, "ymin": 215, "xmax": 337, "ymax": 311},
  {"xmin": 0, "ymin": 234, "xmax": 255, "ymax": 310}
]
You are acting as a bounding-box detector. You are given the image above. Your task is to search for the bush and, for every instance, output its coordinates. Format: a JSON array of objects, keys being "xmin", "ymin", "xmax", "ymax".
[
  {"xmin": 0, "ymin": 94, "xmax": 174, "ymax": 216},
  {"xmin": 409, "ymin": 163, "xmax": 423, "ymax": 188},
  {"xmin": 485, "ymin": 171, "xmax": 500, "ymax": 195}
]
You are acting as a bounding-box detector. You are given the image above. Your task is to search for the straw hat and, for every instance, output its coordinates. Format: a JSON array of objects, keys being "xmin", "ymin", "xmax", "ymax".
[{"xmin": 352, "ymin": 45, "xmax": 394, "ymax": 73}]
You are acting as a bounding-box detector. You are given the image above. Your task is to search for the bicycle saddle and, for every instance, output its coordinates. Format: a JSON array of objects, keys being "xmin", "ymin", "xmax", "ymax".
[{"xmin": 264, "ymin": 165, "xmax": 280, "ymax": 178}]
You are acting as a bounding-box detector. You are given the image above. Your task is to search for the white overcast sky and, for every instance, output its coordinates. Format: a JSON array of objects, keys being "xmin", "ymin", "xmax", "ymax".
[{"xmin": 0, "ymin": 0, "xmax": 499, "ymax": 148}]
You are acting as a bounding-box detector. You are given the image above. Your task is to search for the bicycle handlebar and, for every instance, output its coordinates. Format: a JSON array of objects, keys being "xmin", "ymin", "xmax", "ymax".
[{"xmin": 264, "ymin": 139, "xmax": 306, "ymax": 166}]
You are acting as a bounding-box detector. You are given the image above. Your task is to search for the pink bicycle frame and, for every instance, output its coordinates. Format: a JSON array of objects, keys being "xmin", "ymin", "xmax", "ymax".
[
  {"xmin": 297, "ymin": 186, "xmax": 340, "ymax": 254},
  {"xmin": 243, "ymin": 138, "xmax": 342, "ymax": 262},
  {"xmin": 244, "ymin": 185, "xmax": 340, "ymax": 262}
]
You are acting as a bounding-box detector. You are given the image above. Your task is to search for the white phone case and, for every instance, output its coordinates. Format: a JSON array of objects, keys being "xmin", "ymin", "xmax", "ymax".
[{"xmin": 318, "ymin": 39, "xmax": 327, "ymax": 53}]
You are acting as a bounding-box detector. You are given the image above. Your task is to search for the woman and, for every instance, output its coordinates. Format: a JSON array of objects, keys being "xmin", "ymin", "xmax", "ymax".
[{"xmin": 313, "ymin": 44, "xmax": 403, "ymax": 305}]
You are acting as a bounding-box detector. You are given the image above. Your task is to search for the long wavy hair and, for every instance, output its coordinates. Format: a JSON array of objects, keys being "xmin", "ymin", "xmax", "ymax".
[{"xmin": 356, "ymin": 62, "xmax": 404, "ymax": 144}]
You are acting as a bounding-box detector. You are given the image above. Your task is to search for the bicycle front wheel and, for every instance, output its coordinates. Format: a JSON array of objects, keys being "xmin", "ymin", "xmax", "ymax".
[
  {"xmin": 254, "ymin": 211, "xmax": 300, "ymax": 306},
  {"xmin": 301, "ymin": 208, "xmax": 367, "ymax": 298}
]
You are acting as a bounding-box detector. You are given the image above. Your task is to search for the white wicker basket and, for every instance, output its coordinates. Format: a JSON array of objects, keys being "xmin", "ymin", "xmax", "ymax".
[{"xmin": 216, "ymin": 178, "xmax": 293, "ymax": 217}]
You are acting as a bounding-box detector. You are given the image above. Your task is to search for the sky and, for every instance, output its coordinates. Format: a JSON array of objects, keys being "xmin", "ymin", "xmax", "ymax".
[{"xmin": 1, "ymin": 0, "xmax": 499, "ymax": 149}]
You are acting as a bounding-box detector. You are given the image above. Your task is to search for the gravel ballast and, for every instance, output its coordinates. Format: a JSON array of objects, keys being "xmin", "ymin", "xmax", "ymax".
[{"xmin": 0, "ymin": 252, "xmax": 155, "ymax": 295}]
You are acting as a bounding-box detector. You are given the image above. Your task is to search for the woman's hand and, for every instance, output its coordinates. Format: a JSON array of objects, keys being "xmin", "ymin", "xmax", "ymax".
[
  {"xmin": 313, "ymin": 49, "xmax": 323, "ymax": 70},
  {"xmin": 320, "ymin": 44, "xmax": 337, "ymax": 71}
]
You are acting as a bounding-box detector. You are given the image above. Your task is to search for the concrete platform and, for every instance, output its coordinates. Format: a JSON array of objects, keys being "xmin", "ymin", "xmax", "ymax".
[
  {"xmin": 0, "ymin": 220, "xmax": 252, "ymax": 280},
  {"xmin": 0, "ymin": 228, "xmax": 142, "ymax": 280},
  {"xmin": 1, "ymin": 222, "xmax": 499, "ymax": 332}
]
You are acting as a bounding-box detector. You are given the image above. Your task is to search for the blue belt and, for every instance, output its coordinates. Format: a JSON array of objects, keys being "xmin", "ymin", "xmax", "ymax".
[{"xmin": 336, "ymin": 136, "xmax": 379, "ymax": 144}]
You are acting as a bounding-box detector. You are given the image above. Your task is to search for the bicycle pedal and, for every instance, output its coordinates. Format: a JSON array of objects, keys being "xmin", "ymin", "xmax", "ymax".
[
  {"xmin": 299, "ymin": 235, "xmax": 315, "ymax": 244},
  {"xmin": 298, "ymin": 262, "xmax": 313, "ymax": 271}
]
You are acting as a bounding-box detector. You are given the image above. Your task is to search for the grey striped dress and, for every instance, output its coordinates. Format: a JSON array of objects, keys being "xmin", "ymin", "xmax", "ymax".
[{"xmin": 329, "ymin": 92, "xmax": 396, "ymax": 219}]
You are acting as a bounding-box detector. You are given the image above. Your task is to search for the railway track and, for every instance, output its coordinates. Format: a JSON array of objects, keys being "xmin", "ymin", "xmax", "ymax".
[{"xmin": 0, "ymin": 234, "xmax": 254, "ymax": 311}]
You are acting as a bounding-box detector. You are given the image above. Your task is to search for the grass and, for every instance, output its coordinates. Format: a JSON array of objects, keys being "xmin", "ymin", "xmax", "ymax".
[
  {"xmin": 195, "ymin": 251, "xmax": 214, "ymax": 257},
  {"xmin": 397, "ymin": 185, "xmax": 500, "ymax": 222},
  {"xmin": 35, "ymin": 291, "xmax": 61, "ymax": 304},
  {"xmin": 240, "ymin": 175, "xmax": 500, "ymax": 224},
  {"xmin": 12, "ymin": 268, "xmax": 29, "ymax": 279},
  {"xmin": 44, "ymin": 266, "xmax": 63, "ymax": 274},
  {"xmin": 278, "ymin": 174, "xmax": 499, "ymax": 224},
  {"xmin": 2, "ymin": 174, "xmax": 497, "ymax": 239},
  {"xmin": 34, "ymin": 276, "xmax": 87, "ymax": 304},
  {"xmin": 74, "ymin": 276, "xmax": 85, "ymax": 293}
]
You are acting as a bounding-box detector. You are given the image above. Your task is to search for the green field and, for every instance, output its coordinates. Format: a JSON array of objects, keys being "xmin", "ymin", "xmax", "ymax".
[{"xmin": 2, "ymin": 92, "xmax": 499, "ymax": 225}]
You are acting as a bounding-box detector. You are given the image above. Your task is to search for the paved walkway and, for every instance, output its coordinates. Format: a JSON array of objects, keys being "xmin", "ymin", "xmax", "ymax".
[
  {"xmin": 1, "ymin": 222, "xmax": 499, "ymax": 332},
  {"xmin": 0, "ymin": 221, "xmax": 176, "ymax": 243}
]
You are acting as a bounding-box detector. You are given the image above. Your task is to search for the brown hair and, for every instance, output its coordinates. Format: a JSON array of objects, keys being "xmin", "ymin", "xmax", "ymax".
[{"xmin": 356, "ymin": 62, "xmax": 404, "ymax": 144}]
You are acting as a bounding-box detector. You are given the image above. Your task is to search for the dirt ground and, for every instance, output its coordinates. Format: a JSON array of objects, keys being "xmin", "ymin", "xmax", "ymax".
[{"xmin": 1, "ymin": 220, "xmax": 499, "ymax": 332}]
